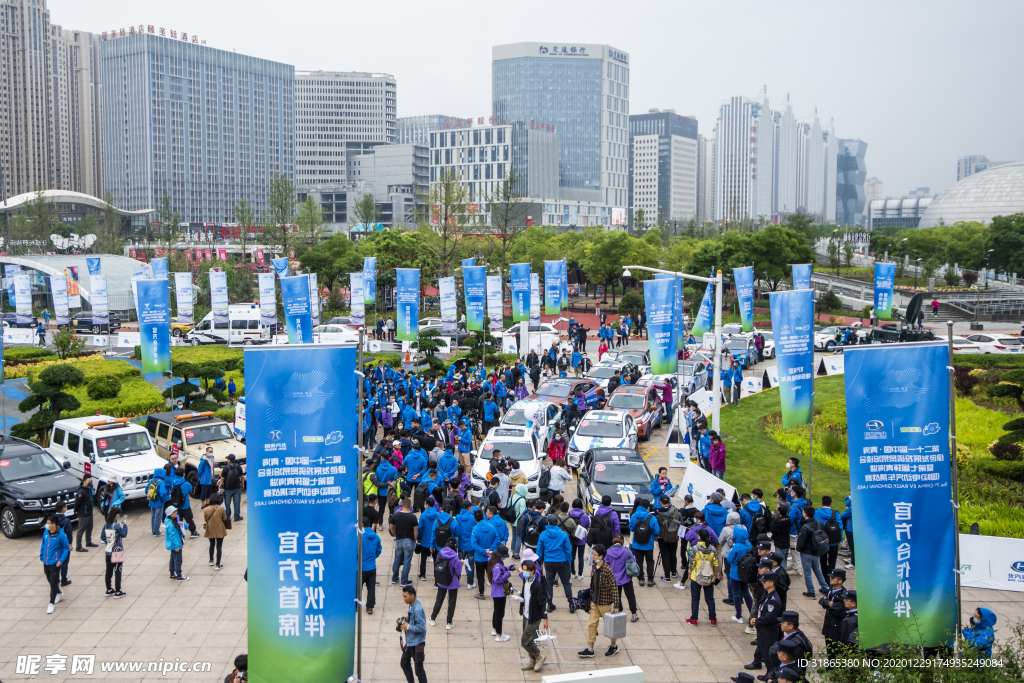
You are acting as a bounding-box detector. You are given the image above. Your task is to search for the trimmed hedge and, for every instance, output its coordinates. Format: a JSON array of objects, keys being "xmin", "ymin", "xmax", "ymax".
[
  {"xmin": 978, "ymin": 458, "xmax": 1024, "ymax": 482},
  {"xmin": 5, "ymin": 353, "xmax": 104, "ymax": 380},
  {"xmin": 28, "ymin": 359, "xmax": 140, "ymax": 385},
  {"xmin": 4, "ymin": 347, "xmax": 56, "ymax": 361},
  {"xmin": 63, "ymin": 376, "xmax": 165, "ymax": 419},
  {"xmin": 954, "ymin": 354, "xmax": 1024, "ymax": 369}
]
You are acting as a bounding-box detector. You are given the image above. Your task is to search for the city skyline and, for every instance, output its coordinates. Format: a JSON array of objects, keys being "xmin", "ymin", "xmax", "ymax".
[{"xmin": 45, "ymin": 0, "xmax": 1024, "ymax": 203}]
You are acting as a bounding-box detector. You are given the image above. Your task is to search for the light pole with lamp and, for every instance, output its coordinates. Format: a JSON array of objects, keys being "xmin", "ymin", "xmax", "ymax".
[
  {"xmin": 983, "ymin": 249, "xmax": 994, "ymax": 289},
  {"xmin": 621, "ymin": 265, "xmax": 724, "ymax": 435},
  {"xmin": 832, "ymin": 230, "xmax": 840, "ymax": 276}
]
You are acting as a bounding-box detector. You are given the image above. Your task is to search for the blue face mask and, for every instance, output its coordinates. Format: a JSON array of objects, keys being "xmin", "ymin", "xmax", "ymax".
[{"xmin": 520, "ymin": 571, "xmax": 532, "ymax": 581}]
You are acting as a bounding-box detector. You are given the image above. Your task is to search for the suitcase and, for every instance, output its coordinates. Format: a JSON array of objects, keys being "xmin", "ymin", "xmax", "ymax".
[{"xmin": 603, "ymin": 610, "xmax": 628, "ymax": 639}]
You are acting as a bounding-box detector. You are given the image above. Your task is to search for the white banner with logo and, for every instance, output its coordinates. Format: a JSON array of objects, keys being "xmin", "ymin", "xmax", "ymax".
[
  {"xmin": 174, "ymin": 273, "xmax": 194, "ymax": 325},
  {"xmin": 439, "ymin": 277, "xmax": 456, "ymax": 332},
  {"xmin": 258, "ymin": 273, "xmax": 276, "ymax": 327},
  {"xmin": 14, "ymin": 273, "xmax": 32, "ymax": 325},
  {"xmin": 819, "ymin": 354, "xmax": 845, "ymax": 376},
  {"xmin": 3, "ymin": 328, "xmax": 35, "ymax": 345},
  {"xmin": 50, "ymin": 275, "xmax": 70, "ymax": 326},
  {"xmin": 210, "ymin": 271, "xmax": 228, "ymax": 326},
  {"xmin": 309, "ymin": 273, "xmax": 320, "ymax": 327},
  {"xmin": 91, "ymin": 274, "xmax": 109, "ymax": 325},
  {"xmin": 959, "ymin": 534, "xmax": 1024, "ymax": 592},
  {"xmin": 349, "ymin": 272, "xmax": 365, "ymax": 328},
  {"xmin": 762, "ymin": 366, "xmax": 780, "ymax": 389},
  {"xmin": 689, "ymin": 387, "xmax": 713, "ymax": 417},
  {"xmin": 676, "ymin": 465, "xmax": 737, "ymax": 512},
  {"xmin": 742, "ymin": 375, "xmax": 763, "ymax": 396}
]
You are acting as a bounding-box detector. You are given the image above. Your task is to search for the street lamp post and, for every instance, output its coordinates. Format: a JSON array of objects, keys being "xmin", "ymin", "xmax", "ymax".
[
  {"xmin": 983, "ymin": 249, "xmax": 994, "ymax": 289},
  {"xmin": 832, "ymin": 230, "xmax": 840, "ymax": 276},
  {"xmin": 621, "ymin": 265, "xmax": 724, "ymax": 435}
]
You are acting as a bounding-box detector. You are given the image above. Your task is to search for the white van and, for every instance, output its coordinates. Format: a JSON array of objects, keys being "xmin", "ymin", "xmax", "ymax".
[
  {"xmin": 234, "ymin": 397, "xmax": 246, "ymax": 443},
  {"xmin": 185, "ymin": 304, "xmax": 276, "ymax": 345},
  {"xmin": 49, "ymin": 416, "xmax": 166, "ymax": 504}
]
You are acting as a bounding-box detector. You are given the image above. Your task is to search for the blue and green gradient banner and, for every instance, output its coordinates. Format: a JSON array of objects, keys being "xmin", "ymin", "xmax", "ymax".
[
  {"xmin": 463, "ymin": 266, "xmax": 485, "ymax": 331},
  {"xmin": 844, "ymin": 343, "xmax": 956, "ymax": 648},
  {"xmin": 272, "ymin": 257, "xmax": 290, "ymax": 279},
  {"xmin": 643, "ymin": 278, "xmax": 677, "ymax": 375},
  {"xmin": 510, "ymin": 263, "xmax": 531, "ymax": 323},
  {"xmin": 395, "ymin": 268, "xmax": 419, "ymax": 342},
  {"xmin": 245, "ymin": 345, "xmax": 357, "ymax": 683},
  {"xmin": 733, "ymin": 266, "xmax": 755, "ymax": 333},
  {"xmin": 874, "ymin": 262, "xmax": 896, "ymax": 320},
  {"xmin": 136, "ymin": 279, "xmax": 171, "ymax": 374},
  {"xmin": 562, "ymin": 258, "xmax": 568, "ymax": 310},
  {"xmin": 769, "ymin": 290, "xmax": 814, "ymax": 427},
  {"xmin": 281, "ymin": 275, "xmax": 313, "ymax": 344},
  {"xmin": 792, "ymin": 263, "xmax": 812, "ymax": 291},
  {"xmin": 544, "ymin": 260, "xmax": 562, "ymax": 315},
  {"xmin": 362, "ymin": 257, "xmax": 376, "ymax": 306},
  {"xmin": 691, "ymin": 272, "xmax": 715, "ymax": 339}
]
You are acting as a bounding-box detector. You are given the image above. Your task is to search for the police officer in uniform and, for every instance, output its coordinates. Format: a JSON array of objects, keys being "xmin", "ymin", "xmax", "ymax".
[
  {"xmin": 764, "ymin": 611, "xmax": 812, "ymax": 682},
  {"xmin": 839, "ymin": 590, "xmax": 858, "ymax": 649},
  {"xmin": 818, "ymin": 568, "xmax": 849, "ymax": 657},
  {"xmin": 770, "ymin": 640, "xmax": 804, "ymax": 682},
  {"xmin": 744, "ymin": 571, "xmax": 783, "ymax": 671}
]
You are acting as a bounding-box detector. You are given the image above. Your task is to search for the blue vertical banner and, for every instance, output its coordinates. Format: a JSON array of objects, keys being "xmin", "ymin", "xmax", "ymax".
[
  {"xmin": 769, "ymin": 290, "xmax": 815, "ymax": 427},
  {"xmin": 874, "ymin": 262, "xmax": 896, "ymax": 320},
  {"xmin": 530, "ymin": 274, "xmax": 540, "ymax": 326},
  {"xmin": 5, "ymin": 264, "xmax": 20, "ymax": 307},
  {"xmin": 733, "ymin": 266, "xmax": 755, "ymax": 333},
  {"xmin": 792, "ymin": 263, "xmax": 812, "ymax": 291},
  {"xmin": 151, "ymin": 257, "xmax": 169, "ymax": 280},
  {"xmin": 362, "ymin": 257, "xmax": 377, "ymax": 306},
  {"xmin": 486, "ymin": 275, "xmax": 503, "ymax": 331},
  {"xmin": 91, "ymin": 274, "xmax": 109, "ymax": 327},
  {"xmin": 86, "ymin": 258, "xmax": 102, "ymax": 276},
  {"xmin": 174, "ymin": 273, "xmax": 194, "ymax": 325},
  {"xmin": 273, "ymin": 257, "xmax": 290, "ymax": 279},
  {"xmin": 395, "ymin": 269, "xmax": 419, "ymax": 342},
  {"xmin": 643, "ymin": 278, "xmax": 677, "ymax": 376},
  {"xmin": 691, "ymin": 272, "xmax": 715, "ymax": 339},
  {"xmin": 210, "ymin": 271, "xmax": 229, "ymax": 327},
  {"xmin": 461, "ymin": 257, "xmax": 476, "ymax": 269},
  {"xmin": 259, "ymin": 273, "xmax": 277, "ymax": 328},
  {"xmin": 654, "ymin": 274, "xmax": 680, "ymax": 350},
  {"xmin": 463, "ymin": 266, "xmax": 486, "ymax": 332},
  {"xmin": 244, "ymin": 345, "xmax": 357, "ymax": 683},
  {"xmin": 844, "ymin": 343, "xmax": 956, "ymax": 648},
  {"xmin": 136, "ymin": 279, "xmax": 171, "ymax": 374},
  {"xmin": 349, "ymin": 273, "xmax": 365, "ymax": 328},
  {"xmin": 50, "ymin": 276, "xmax": 70, "ymax": 326},
  {"xmin": 561, "ymin": 258, "xmax": 568, "ymax": 310},
  {"xmin": 281, "ymin": 275, "xmax": 313, "ymax": 344},
  {"xmin": 544, "ymin": 261, "xmax": 562, "ymax": 315},
  {"xmin": 510, "ymin": 263, "xmax": 531, "ymax": 323},
  {"xmin": 438, "ymin": 277, "xmax": 456, "ymax": 332}
]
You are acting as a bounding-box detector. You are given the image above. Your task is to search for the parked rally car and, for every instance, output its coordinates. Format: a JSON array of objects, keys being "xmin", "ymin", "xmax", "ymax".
[
  {"xmin": 566, "ymin": 410, "xmax": 638, "ymax": 469},
  {"xmin": 576, "ymin": 448, "xmax": 654, "ymax": 524},
  {"xmin": 605, "ymin": 385, "xmax": 662, "ymax": 441}
]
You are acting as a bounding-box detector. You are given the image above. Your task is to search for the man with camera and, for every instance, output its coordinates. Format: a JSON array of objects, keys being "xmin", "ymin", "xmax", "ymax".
[{"xmin": 398, "ymin": 584, "xmax": 427, "ymax": 683}]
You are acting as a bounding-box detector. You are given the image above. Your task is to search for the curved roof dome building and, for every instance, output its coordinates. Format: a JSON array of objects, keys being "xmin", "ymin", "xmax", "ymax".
[{"xmin": 919, "ymin": 161, "xmax": 1024, "ymax": 227}]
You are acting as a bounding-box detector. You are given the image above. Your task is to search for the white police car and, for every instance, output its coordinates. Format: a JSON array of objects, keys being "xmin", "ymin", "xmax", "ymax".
[
  {"xmin": 470, "ymin": 426, "xmax": 543, "ymax": 496},
  {"xmin": 565, "ymin": 410, "xmax": 638, "ymax": 469}
]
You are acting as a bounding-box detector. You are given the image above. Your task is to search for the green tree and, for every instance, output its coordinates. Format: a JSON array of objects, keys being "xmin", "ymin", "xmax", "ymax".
[
  {"xmin": 418, "ymin": 168, "xmax": 475, "ymax": 277},
  {"xmin": 295, "ymin": 196, "xmax": 328, "ymax": 250},
  {"xmin": 944, "ymin": 267, "xmax": 961, "ymax": 287},
  {"xmin": 297, "ymin": 233, "xmax": 363, "ymax": 291},
  {"xmin": 987, "ymin": 213, "xmax": 1024, "ymax": 275},
  {"xmin": 265, "ymin": 173, "xmax": 297, "ymax": 256},
  {"xmin": 351, "ymin": 193, "xmax": 381, "ymax": 230},
  {"xmin": 826, "ymin": 240, "xmax": 841, "ymax": 273},
  {"xmin": 232, "ymin": 199, "xmax": 258, "ymax": 265},
  {"xmin": 632, "ymin": 208, "xmax": 648, "ymax": 234},
  {"xmin": 155, "ymin": 193, "xmax": 182, "ymax": 254},
  {"xmin": 485, "ymin": 167, "xmax": 529, "ymax": 285},
  {"xmin": 52, "ymin": 327, "xmax": 86, "ymax": 360},
  {"xmin": 741, "ymin": 226, "xmax": 815, "ymax": 291},
  {"xmin": 617, "ymin": 290, "xmax": 644, "ymax": 318},
  {"xmin": 162, "ymin": 362, "xmax": 203, "ymax": 409},
  {"xmin": 13, "ymin": 365, "xmax": 86, "ymax": 444},
  {"xmin": 943, "ymin": 221, "xmax": 988, "ymax": 270},
  {"xmin": 688, "ymin": 240, "xmax": 725, "ymax": 277},
  {"xmin": 98, "ymin": 191, "xmax": 123, "ymax": 254},
  {"xmin": 782, "ymin": 212, "xmax": 816, "ymax": 245},
  {"xmin": 922, "ymin": 256, "xmax": 940, "ymax": 280},
  {"xmin": 843, "ymin": 243, "xmax": 855, "ymax": 270}
]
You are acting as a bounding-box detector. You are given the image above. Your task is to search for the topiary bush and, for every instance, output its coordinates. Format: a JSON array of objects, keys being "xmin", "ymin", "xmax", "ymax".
[
  {"xmin": 817, "ymin": 290, "xmax": 843, "ymax": 312},
  {"xmin": 991, "ymin": 441, "xmax": 1024, "ymax": 462},
  {"xmin": 953, "ymin": 366, "xmax": 979, "ymax": 396},
  {"xmin": 87, "ymin": 375, "xmax": 122, "ymax": 401}
]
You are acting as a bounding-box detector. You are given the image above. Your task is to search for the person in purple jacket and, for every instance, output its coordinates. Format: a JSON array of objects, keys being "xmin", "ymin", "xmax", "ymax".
[
  {"xmin": 488, "ymin": 545, "xmax": 513, "ymax": 641},
  {"xmin": 604, "ymin": 534, "xmax": 640, "ymax": 623},
  {"xmin": 594, "ymin": 495, "xmax": 621, "ymax": 538},
  {"xmin": 568, "ymin": 499, "xmax": 591, "ymax": 579},
  {"xmin": 429, "ymin": 538, "xmax": 463, "ymax": 630}
]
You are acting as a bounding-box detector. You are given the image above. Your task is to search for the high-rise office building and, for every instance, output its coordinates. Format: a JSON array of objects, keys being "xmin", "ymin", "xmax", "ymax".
[
  {"xmin": 864, "ymin": 176, "xmax": 883, "ymax": 202},
  {"xmin": 713, "ymin": 94, "xmax": 774, "ymax": 223},
  {"xmin": 0, "ymin": 1, "xmax": 102, "ymax": 198},
  {"xmin": 100, "ymin": 31, "xmax": 294, "ymax": 223},
  {"xmin": 294, "ymin": 71, "xmax": 395, "ymax": 190},
  {"xmin": 836, "ymin": 138, "xmax": 867, "ymax": 226},
  {"xmin": 396, "ymin": 115, "xmax": 457, "ymax": 145},
  {"xmin": 957, "ymin": 154, "xmax": 1011, "ymax": 181},
  {"xmin": 793, "ymin": 115, "xmax": 838, "ymax": 223},
  {"xmin": 697, "ymin": 133, "xmax": 714, "ymax": 224},
  {"xmin": 771, "ymin": 100, "xmax": 797, "ymax": 218},
  {"xmin": 493, "ymin": 42, "xmax": 630, "ymax": 219},
  {"xmin": 628, "ymin": 109, "xmax": 697, "ymax": 228}
]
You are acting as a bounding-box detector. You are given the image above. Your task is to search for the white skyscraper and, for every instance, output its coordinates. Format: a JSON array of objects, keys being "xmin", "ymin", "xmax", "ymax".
[
  {"xmin": 697, "ymin": 133, "xmax": 714, "ymax": 224},
  {"xmin": 713, "ymin": 94, "xmax": 774, "ymax": 223},
  {"xmin": 772, "ymin": 100, "xmax": 797, "ymax": 218},
  {"xmin": 796, "ymin": 116, "xmax": 825, "ymax": 219},
  {"xmin": 628, "ymin": 110, "xmax": 698, "ymax": 227},
  {"xmin": 823, "ymin": 121, "xmax": 838, "ymax": 224}
]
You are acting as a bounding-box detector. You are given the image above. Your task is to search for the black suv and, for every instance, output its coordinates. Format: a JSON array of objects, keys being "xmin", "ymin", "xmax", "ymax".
[
  {"xmin": 1, "ymin": 312, "xmax": 39, "ymax": 328},
  {"xmin": 870, "ymin": 325, "xmax": 936, "ymax": 344},
  {"xmin": 0, "ymin": 437, "xmax": 80, "ymax": 538},
  {"xmin": 70, "ymin": 311, "xmax": 122, "ymax": 334},
  {"xmin": 576, "ymin": 447, "xmax": 654, "ymax": 526}
]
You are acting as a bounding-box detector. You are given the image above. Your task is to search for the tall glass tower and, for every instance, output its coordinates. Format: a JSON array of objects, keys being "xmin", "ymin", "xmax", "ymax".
[{"xmin": 492, "ymin": 42, "xmax": 630, "ymax": 213}]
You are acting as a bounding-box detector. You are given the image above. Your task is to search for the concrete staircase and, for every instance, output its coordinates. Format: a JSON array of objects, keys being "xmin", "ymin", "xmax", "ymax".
[{"xmin": 924, "ymin": 302, "xmax": 971, "ymax": 324}]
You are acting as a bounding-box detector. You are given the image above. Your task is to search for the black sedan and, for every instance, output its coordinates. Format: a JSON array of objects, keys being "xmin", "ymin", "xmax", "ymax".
[
  {"xmin": 1, "ymin": 312, "xmax": 39, "ymax": 328},
  {"xmin": 70, "ymin": 311, "xmax": 122, "ymax": 334},
  {"xmin": 576, "ymin": 447, "xmax": 654, "ymax": 526}
]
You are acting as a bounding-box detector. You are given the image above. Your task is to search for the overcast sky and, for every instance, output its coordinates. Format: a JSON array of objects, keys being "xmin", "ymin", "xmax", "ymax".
[{"xmin": 53, "ymin": 0, "xmax": 1024, "ymax": 199}]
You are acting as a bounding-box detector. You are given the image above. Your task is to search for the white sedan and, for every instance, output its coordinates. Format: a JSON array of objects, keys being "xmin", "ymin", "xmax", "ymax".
[
  {"xmin": 965, "ymin": 334, "xmax": 1023, "ymax": 354},
  {"xmin": 312, "ymin": 323, "xmax": 359, "ymax": 344},
  {"xmin": 504, "ymin": 322, "xmax": 563, "ymax": 353},
  {"xmin": 933, "ymin": 335, "xmax": 982, "ymax": 354}
]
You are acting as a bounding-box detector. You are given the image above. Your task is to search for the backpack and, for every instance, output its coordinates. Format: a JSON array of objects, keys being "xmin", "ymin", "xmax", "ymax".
[
  {"xmin": 587, "ymin": 511, "xmax": 613, "ymax": 547},
  {"xmin": 751, "ymin": 510, "xmax": 770, "ymax": 539},
  {"xmin": 736, "ymin": 551, "xmax": 759, "ymax": 583},
  {"xmin": 624, "ymin": 553, "xmax": 640, "ymax": 577},
  {"xmin": 812, "ymin": 523, "xmax": 830, "ymax": 557},
  {"xmin": 538, "ymin": 468, "xmax": 551, "ymax": 492},
  {"xmin": 168, "ymin": 482, "xmax": 185, "ymax": 509},
  {"xmin": 633, "ymin": 515, "xmax": 653, "ymax": 545},
  {"xmin": 223, "ymin": 464, "xmax": 242, "ymax": 490},
  {"xmin": 433, "ymin": 554, "xmax": 452, "ymax": 585},
  {"xmin": 824, "ymin": 510, "xmax": 842, "ymax": 545},
  {"xmin": 574, "ymin": 588, "xmax": 592, "ymax": 613},
  {"xmin": 523, "ymin": 516, "xmax": 542, "ymax": 547},
  {"xmin": 435, "ymin": 518, "xmax": 453, "ymax": 548},
  {"xmin": 499, "ymin": 495, "xmax": 523, "ymax": 523},
  {"xmin": 147, "ymin": 480, "xmax": 160, "ymax": 502},
  {"xmin": 413, "ymin": 483, "xmax": 429, "ymax": 512},
  {"xmin": 658, "ymin": 511, "xmax": 681, "ymax": 543},
  {"xmin": 693, "ymin": 546, "xmax": 717, "ymax": 586}
]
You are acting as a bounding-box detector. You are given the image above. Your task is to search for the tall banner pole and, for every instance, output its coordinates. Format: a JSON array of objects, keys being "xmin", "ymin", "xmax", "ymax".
[
  {"xmin": 711, "ymin": 270, "xmax": 723, "ymax": 433},
  {"xmin": 356, "ymin": 326, "xmax": 365, "ymax": 681},
  {"xmin": 947, "ymin": 320, "xmax": 962, "ymax": 639},
  {"xmin": 808, "ymin": 297, "xmax": 816, "ymax": 498}
]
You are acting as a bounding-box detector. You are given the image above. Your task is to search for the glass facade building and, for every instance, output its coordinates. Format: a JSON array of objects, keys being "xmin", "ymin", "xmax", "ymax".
[
  {"xmin": 396, "ymin": 115, "xmax": 456, "ymax": 145},
  {"xmin": 99, "ymin": 33, "xmax": 294, "ymax": 224},
  {"xmin": 836, "ymin": 138, "xmax": 867, "ymax": 226},
  {"xmin": 492, "ymin": 42, "xmax": 630, "ymax": 212}
]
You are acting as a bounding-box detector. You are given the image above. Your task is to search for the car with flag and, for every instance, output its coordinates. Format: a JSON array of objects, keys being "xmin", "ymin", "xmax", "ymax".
[
  {"xmin": 575, "ymin": 448, "xmax": 654, "ymax": 524},
  {"xmin": 605, "ymin": 385, "xmax": 662, "ymax": 440},
  {"xmin": 528, "ymin": 377, "xmax": 602, "ymax": 410},
  {"xmin": 566, "ymin": 410, "xmax": 638, "ymax": 469},
  {"xmin": 584, "ymin": 360, "xmax": 637, "ymax": 390},
  {"xmin": 500, "ymin": 399, "xmax": 564, "ymax": 453},
  {"xmin": 603, "ymin": 349, "xmax": 651, "ymax": 374},
  {"xmin": 470, "ymin": 426, "xmax": 543, "ymax": 496}
]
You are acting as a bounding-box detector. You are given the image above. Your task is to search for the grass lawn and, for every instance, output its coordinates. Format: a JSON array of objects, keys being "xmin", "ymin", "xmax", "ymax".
[{"xmin": 720, "ymin": 374, "xmax": 851, "ymax": 503}]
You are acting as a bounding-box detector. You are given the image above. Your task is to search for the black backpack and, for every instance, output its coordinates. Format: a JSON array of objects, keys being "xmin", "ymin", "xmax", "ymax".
[
  {"xmin": 751, "ymin": 510, "xmax": 770, "ymax": 539},
  {"xmin": 224, "ymin": 464, "xmax": 242, "ymax": 490},
  {"xmin": 538, "ymin": 468, "xmax": 551, "ymax": 492},
  {"xmin": 523, "ymin": 516, "xmax": 542, "ymax": 547},
  {"xmin": 736, "ymin": 550, "xmax": 759, "ymax": 583},
  {"xmin": 812, "ymin": 523, "xmax": 830, "ymax": 557},
  {"xmin": 435, "ymin": 517, "xmax": 453, "ymax": 548},
  {"xmin": 499, "ymin": 494, "xmax": 523, "ymax": 523},
  {"xmin": 824, "ymin": 510, "xmax": 842, "ymax": 545},
  {"xmin": 413, "ymin": 483, "xmax": 429, "ymax": 512},
  {"xmin": 633, "ymin": 516, "xmax": 653, "ymax": 545},
  {"xmin": 168, "ymin": 482, "xmax": 185, "ymax": 508},
  {"xmin": 433, "ymin": 554, "xmax": 451, "ymax": 585},
  {"xmin": 587, "ymin": 510, "xmax": 614, "ymax": 547}
]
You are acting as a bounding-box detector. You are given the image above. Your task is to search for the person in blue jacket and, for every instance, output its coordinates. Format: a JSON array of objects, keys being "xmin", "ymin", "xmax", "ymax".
[
  {"xmin": 782, "ymin": 458, "xmax": 804, "ymax": 488},
  {"xmin": 725, "ymin": 526, "xmax": 753, "ymax": 623},
  {"xmin": 649, "ymin": 467, "xmax": 673, "ymax": 509},
  {"xmin": 840, "ymin": 496, "xmax": 854, "ymax": 568},
  {"xmin": 375, "ymin": 458, "xmax": 398, "ymax": 498},
  {"xmin": 433, "ymin": 504, "xmax": 460, "ymax": 552},
  {"xmin": 100, "ymin": 481, "xmax": 126, "ymax": 516},
  {"xmin": 455, "ymin": 500, "xmax": 478, "ymax": 587},
  {"xmin": 536, "ymin": 514, "xmax": 575, "ymax": 612},
  {"xmin": 697, "ymin": 426, "xmax": 712, "ymax": 472},
  {"xmin": 784, "ymin": 486, "xmax": 809, "ymax": 575},
  {"xmin": 481, "ymin": 394, "xmax": 499, "ymax": 431},
  {"xmin": 722, "ymin": 359, "xmax": 743, "ymax": 406},
  {"xmin": 416, "ymin": 498, "xmax": 439, "ymax": 581},
  {"xmin": 739, "ymin": 497, "xmax": 765, "ymax": 536},
  {"xmin": 402, "ymin": 403, "xmax": 419, "ymax": 431},
  {"xmin": 963, "ymin": 607, "xmax": 997, "ymax": 659},
  {"xmin": 148, "ymin": 468, "xmax": 169, "ymax": 535},
  {"xmin": 164, "ymin": 506, "xmax": 187, "ymax": 581},
  {"xmin": 486, "ymin": 507, "xmax": 508, "ymax": 545},
  {"xmin": 628, "ymin": 499, "xmax": 661, "ymax": 585},
  {"xmin": 361, "ymin": 520, "xmax": 383, "ymax": 615},
  {"xmin": 421, "ymin": 468, "xmax": 443, "ymax": 496},
  {"xmin": 40, "ymin": 514, "xmax": 71, "ymax": 613},
  {"xmin": 456, "ymin": 421, "xmax": 474, "ymax": 464},
  {"xmin": 436, "ymin": 449, "xmax": 458, "ymax": 484},
  {"xmin": 813, "ymin": 495, "xmax": 842, "ymax": 576},
  {"xmin": 703, "ymin": 491, "xmax": 730, "ymax": 538},
  {"xmin": 470, "ymin": 509, "xmax": 498, "ymax": 598},
  {"xmin": 404, "ymin": 445, "xmax": 429, "ymax": 485}
]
